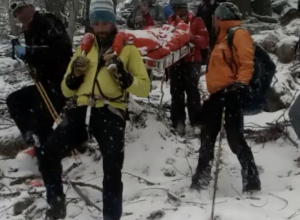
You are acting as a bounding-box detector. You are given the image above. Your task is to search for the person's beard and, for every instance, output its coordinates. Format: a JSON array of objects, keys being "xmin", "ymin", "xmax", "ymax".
[
  {"xmin": 96, "ymin": 32, "xmax": 109, "ymax": 39},
  {"xmin": 95, "ymin": 28, "xmax": 117, "ymax": 47}
]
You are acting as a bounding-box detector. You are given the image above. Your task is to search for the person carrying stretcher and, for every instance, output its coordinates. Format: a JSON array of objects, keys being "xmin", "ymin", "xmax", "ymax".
[
  {"xmin": 127, "ymin": 0, "xmax": 165, "ymax": 29},
  {"xmin": 168, "ymin": 0, "xmax": 209, "ymax": 136},
  {"xmin": 38, "ymin": 0, "xmax": 150, "ymax": 219}
]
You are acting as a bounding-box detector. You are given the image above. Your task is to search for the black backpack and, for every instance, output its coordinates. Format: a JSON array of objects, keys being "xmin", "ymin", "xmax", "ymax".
[{"xmin": 226, "ymin": 27, "xmax": 277, "ymax": 114}]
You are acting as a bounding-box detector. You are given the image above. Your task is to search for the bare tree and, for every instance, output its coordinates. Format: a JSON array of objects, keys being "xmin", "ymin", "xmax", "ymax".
[
  {"xmin": 44, "ymin": 0, "xmax": 67, "ymax": 21},
  {"xmin": 228, "ymin": 0, "xmax": 252, "ymax": 19},
  {"xmin": 67, "ymin": 0, "xmax": 80, "ymax": 42},
  {"xmin": 85, "ymin": 0, "xmax": 93, "ymax": 33},
  {"xmin": 113, "ymin": 0, "xmax": 117, "ymax": 13},
  {"xmin": 9, "ymin": 12, "xmax": 18, "ymax": 36},
  {"xmin": 252, "ymin": 0, "xmax": 272, "ymax": 16},
  {"xmin": 5, "ymin": 0, "xmax": 18, "ymax": 36}
]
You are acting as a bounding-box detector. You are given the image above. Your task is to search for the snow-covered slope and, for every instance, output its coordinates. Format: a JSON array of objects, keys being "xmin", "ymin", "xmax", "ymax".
[{"xmin": 0, "ymin": 72, "xmax": 299, "ymax": 220}]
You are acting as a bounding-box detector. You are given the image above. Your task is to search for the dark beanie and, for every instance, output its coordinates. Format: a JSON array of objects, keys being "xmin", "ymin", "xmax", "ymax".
[{"xmin": 214, "ymin": 2, "xmax": 242, "ymax": 20}]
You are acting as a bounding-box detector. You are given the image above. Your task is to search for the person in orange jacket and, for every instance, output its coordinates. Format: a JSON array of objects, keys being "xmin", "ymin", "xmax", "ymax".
[
  {"xmin": 191, "ymin": 2, "xmax": 261, "ymax": 193},
  {"xmin": 168, "ymin": 0, "xmax": 209, "ymax": 136}
]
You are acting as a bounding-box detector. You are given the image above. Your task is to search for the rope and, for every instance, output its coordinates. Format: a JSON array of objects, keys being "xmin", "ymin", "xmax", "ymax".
[{"xmin": 35, "ymin": 81, "xmax": 61, "ymax": 123}]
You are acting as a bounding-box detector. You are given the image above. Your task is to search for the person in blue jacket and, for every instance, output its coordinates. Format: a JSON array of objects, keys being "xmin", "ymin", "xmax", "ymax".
[{"xmin": 163, "ymin": 3, "xmax": 173, "ymax": 19}]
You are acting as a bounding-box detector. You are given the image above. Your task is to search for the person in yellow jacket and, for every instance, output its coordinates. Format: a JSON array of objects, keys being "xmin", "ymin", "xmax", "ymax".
[{"xmin": 38, "ymin": 0, "xmax": 150, "ymax": 219}]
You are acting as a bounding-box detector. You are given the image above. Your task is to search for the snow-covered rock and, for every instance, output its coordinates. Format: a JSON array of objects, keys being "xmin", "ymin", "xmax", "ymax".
[
  {"xmin": 280, "ymin": 6, "xmax": 300, "ymax": 25},
  {"xmin": 272, "ymin": 0, "xmax": 291, "ymax": 15},
  {"xmin": 283, "ymin": 18, "xmax": 300, "ymax": 36},
  {"xmin": 243, "ymin": 23, "xmax": 280, "ymax": 35},
  {"xmin": 259, "ymin": 33, "xmax": 281, "ymax": 53},
  {"xmin": 276, "ymin": 36, "xmax": 298, "ymax": 63}
]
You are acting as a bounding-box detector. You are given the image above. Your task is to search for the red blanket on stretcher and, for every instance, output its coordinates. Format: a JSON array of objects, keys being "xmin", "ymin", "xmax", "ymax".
[{"xmin": 113, "ymin": 17, "xmax": 191, "ymax": 61}]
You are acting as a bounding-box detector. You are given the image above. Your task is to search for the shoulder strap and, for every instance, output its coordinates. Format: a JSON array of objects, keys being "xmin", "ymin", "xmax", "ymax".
[
  {"xmin": 224, "ymin": 27, "xmax": 245, "ymax": 74},
  {"xmin": 227, "ymin": 27, "xmax": 244, "ymax": 52}
]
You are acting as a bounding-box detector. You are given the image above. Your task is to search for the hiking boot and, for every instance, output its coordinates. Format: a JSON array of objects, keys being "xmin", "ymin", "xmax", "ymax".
[
  {"xmin": 45, "ymin": 195, "xmax": 66, "ymax": 219},
  {"xmin": 241, "ymin": 170, "xmax": 261, "ymax": 193},
  {"xmin": 191, "ymin": 171, "xmax": 211, "ymax": 191},
  {"xmin": 176, "ymin": 122, "xmax": 185, "ymax": 136},
  {"xmin": 242, "ymin": 176, "xmax": 261, "ymax": 193}
]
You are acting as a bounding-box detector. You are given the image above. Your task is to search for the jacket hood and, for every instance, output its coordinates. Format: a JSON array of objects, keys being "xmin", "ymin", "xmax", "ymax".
[{"xmin": 216, "ymin": 20, "xmax": 241, "ymax": 43}]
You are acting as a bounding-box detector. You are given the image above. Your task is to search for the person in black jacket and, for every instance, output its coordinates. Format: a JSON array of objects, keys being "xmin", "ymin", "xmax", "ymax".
[
  {"xmin": 197, "ymin": 0, "xmax": 226, "ymax": 49},
  {"xmin": 6, "ymin": 1, "xmax": 73, "ymax": 170}
]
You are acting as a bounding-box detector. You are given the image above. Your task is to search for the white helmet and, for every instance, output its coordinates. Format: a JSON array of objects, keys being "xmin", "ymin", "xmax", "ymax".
[{"xmin": 9, "ymin": 0, "xmax": 33, "ymax": 15}]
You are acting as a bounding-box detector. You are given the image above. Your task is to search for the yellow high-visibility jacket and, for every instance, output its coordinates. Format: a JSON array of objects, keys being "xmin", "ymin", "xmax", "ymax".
[{"xmin": 61, "ymin": 42, "xmax": 150, "ymax": 110}]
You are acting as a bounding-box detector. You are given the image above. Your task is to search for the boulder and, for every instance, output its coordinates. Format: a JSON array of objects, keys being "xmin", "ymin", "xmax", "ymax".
[
  {"xmin": 283, "ymin": 18, "xmax": 300, "ymax": 36},
  {"xmin": 0, "ymin": 133, "xmax": 26, "ymax": 157},
  {"xmin": 271, "ymin": 0, "xmax": 291, "ymax": 15},
  {"xmin": 280, "ymin": 7, "xmax": 300, "ymax": 26},
  {"xmin": 276, "ymin": 36, "xmax": 298, "ymax": 63},
  {"xmin": 265, "ymin": 87, "xmax": 287, "ymax": 112},
  {"xmin": 260, "ymin": 33, "xmax": 280, "ymax": 53}
]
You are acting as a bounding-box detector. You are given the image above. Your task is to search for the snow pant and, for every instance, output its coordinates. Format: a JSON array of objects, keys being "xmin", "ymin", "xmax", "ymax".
[
  {"xmin": 170, "ymin": 62, "xmax": 201, "ymax": 127},
  {"xmin": 38, "ymin": 106, "xmax": 126, "ymax": 220},
  {"xmin": 6, "ymin": 85, "xmax": 65, "ymax": 147},
  {"xmin": 289, "ymin": 94, "xmax": 300, "ymax": 139},
  {"xmin": 196, "ymin": 90, "xmax": 259, "ymax": 180}
]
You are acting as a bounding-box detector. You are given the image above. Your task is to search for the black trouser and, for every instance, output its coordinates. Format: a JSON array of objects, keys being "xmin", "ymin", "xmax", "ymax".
[
  {"xmin": 196, "ymin": 91, "xmax": 259, "ymax": 180},
  {"xmin": 170, "ymin": 63, "xmax": 201, "ymax": 127},
  {"xmin": 6, "ymin": 85, "xmax": 65, "ymax": 147},
  {"xmin": 289, "ymin": 94, "xmax": 300, "ymax": 139},
  {"xmin": 39, "ymin": 106, "xmax": 125, "ymax": 220}
]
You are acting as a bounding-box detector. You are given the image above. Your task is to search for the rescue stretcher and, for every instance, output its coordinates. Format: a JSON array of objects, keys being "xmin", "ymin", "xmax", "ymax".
[{"xmin": 142, "ymin": 43, "xmax": 195, "ymax": 71}]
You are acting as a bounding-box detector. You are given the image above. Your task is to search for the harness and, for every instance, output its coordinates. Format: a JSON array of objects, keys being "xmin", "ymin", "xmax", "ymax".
[{"xmin": 84, "ymin": 44, "xmax": 127, "ymax": 138}]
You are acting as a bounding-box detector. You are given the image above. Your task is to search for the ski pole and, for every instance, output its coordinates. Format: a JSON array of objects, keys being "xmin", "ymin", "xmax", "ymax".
[{"xmin": 211, "ymin": 111, "xmax": 225, "ymax": 220}]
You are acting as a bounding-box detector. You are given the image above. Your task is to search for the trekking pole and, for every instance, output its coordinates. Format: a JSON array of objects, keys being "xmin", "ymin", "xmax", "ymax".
[{"xmin": 210, "ymin": 111, "xmax": 225, "ymax": 220}]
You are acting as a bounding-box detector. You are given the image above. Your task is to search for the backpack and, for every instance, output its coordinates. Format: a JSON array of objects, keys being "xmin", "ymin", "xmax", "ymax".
[{"xmin": 226, "ymin": 27, "xmax": 277, "ymax": 114}]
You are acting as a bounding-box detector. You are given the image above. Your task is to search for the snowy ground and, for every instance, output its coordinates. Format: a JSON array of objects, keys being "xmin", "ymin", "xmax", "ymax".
[{"xmin": 0, "ymin": 70, "xmax": 299, "ymax": 220}]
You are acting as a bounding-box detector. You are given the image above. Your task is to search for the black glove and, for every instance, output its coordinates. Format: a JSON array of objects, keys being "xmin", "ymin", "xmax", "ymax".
[
  {"xmin": 226, "ymin": 81, "xmax": 249, "ymax": 102},
  {"xmin": 115, "ymin": 59, "xmax": 134, "ymax": 90},
  {"xmin": 104, "ymin": 54, "xmax": 134, "ymax": 90}
]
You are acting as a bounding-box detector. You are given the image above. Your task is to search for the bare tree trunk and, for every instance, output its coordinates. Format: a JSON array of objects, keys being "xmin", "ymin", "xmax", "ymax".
[
  {"xmin": 44, "ymin": 0, "xmax": 67, "ymax": 21},
  {"xmin": 5, "ymin": 0, "xmax": 18, "ymax": 36},
  {"xmin": 252, "ymin": 0, "xmax": 272, "ymax": 16},
  {"xmin": 85, "ymin": 0, "xmax": 93, "ymax": 33},
  {"xmin": 228, "ymin": 0, "xmax": 252, "ymax": 19},
  {"xmin": 9, "ymin": 10, "xmax": 18, "ymax": 35},
  {"xmin": 67, "ymin": 0, "xmax": 80, "ymax": 43},
  {"xmin": 113, "ymin": 0, "xmax": 117, "ymax": 13}
]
